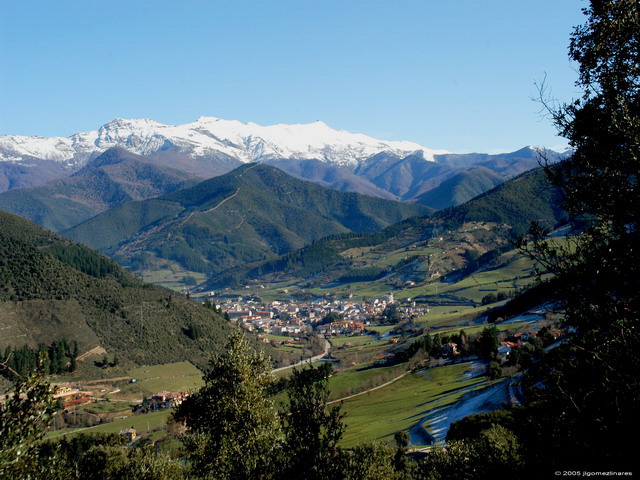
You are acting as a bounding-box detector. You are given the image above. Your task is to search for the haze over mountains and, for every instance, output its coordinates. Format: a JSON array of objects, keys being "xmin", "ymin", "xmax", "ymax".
[{"xmin": 0, "ymin": 147, "xmax": 199, "ymax": 231}]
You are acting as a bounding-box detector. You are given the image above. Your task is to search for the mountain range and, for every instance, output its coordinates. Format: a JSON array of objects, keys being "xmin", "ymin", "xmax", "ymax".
[
  {"xmin": 202, "ymin": 166, "xmax": 566, "ymax": 290},
  {"xmin": 0, "ymin": 117, "xmax": 568, "ymax": 208},
  {"xmin": 63, "ymin": 163, "xmax": 430, "ymax": 276},
  {"xmin": 0, "ymin": 147, "xmax": 199, "ymax": 231}
]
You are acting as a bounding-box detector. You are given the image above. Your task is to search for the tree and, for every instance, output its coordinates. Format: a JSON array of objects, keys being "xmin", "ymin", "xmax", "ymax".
[
  {"xmin": 341, "ymin": 443, "xmax": 402, "ymax": 480},
  {"xmin": 393, "ymin": 431, "xmax": 410, "ymax": 473},
  {"xmin": 520, "ymin": 0, "xmax": 640, "ymax": 470},
  {"xmin": 173, "ymin": 332, "xmax": 280, "ymax": 479},
  {"xmin": 281, "ymin": 363, "xmax": 345, "ymax": 480},
  {"xmin": 477, "ymin": 326, "xmax": 499, "ymax": 360},
  {"xmin": 0, "ymin": 375, "xmax": 57, "ymax": 477}
]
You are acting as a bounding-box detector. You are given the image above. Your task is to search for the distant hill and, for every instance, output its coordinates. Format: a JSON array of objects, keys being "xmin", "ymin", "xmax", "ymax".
[
  {"xmin": 435, "ymin": 167, "xmax": 566, "ymax": 235},
  {"xmin": 414, "ymin": 166, "xmax": 506, "ymax": 210},
  {"xmin": 0, "ymin": 209, "xmax": 238, "ymax": 369},
  {"xmin": 0, "ymin": 147, "xmax": 199, "ymax": 232},
  {"xmin": 64, "ymin": 163, "xmax": 430, "ymax": 276},
  {"xmin": 0, "ymin": 157, "xmax": 72, "ymax": 192},
  {"xmin": 268, "ymin": 148, "xmax": 567, "ymax": 206},
  {"xmin": 263, "ymin": 158, "xmax": 398, "ymax": 200},
  {"xmin": 204, "ymin": 166, "xmax": 566, "ymax": 289}
]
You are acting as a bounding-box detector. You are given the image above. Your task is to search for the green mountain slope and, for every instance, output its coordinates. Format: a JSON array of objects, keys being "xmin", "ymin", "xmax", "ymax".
[
  {"xmin": 0, "ymin": 147, "xmax": 198, "ymax": 232},
  {"xmin": 436, "ymin": 167, "xmax": 565, "ymax": 235},
  {"xmin": 415, "ymin": 166, "xmax": 506, "ymax": 210},
  {"xmin": 206, "ymin": 167, "xmax": 565, "ymax": 288},
  {"xmin": 0, "ymin": 209, "xmax": 237, "ymax": 369},
  {"xmin": 64, "ymin": 163, "xmax": 430, "ymax": 275}
]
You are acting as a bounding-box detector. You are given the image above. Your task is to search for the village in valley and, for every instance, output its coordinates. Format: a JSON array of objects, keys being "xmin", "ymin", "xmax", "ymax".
[{"xmin": 214, "ymin": 291, "xmax": 430, "ymax": 340}]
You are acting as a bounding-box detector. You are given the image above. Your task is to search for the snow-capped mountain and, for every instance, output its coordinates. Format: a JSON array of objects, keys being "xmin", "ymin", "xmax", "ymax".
[{"xmin": 0, "ymin": 117, "xmax": 447, "ymax": 168}]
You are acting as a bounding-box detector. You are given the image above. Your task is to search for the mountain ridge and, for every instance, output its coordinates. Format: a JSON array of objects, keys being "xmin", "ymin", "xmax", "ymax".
[
  {"xmin": 0, "ymin": 116, "xmax": 445, "ymax": 169},
  {"xmin": 63, "ymin": 163, "xmax": 431, "ymax": 275},
  {"xmin": 0, "ymin": 147, "xmax": 199, "ymax": 231},
  {"xmin": 202, "ymin": 166, "xmax": 565, "ymax": 290}
]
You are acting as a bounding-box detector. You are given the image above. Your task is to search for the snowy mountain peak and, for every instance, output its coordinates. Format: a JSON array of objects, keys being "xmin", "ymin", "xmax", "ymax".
[{"xmin": 0, "ymin": 116, "xmax": 448, "ymax": 167}]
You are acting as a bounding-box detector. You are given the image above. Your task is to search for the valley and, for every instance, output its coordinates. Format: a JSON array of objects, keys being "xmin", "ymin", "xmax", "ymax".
[
  {"xmin": 1, "ymin": 1, "xmax": 637, "ymax": 475},
  {"xmin": 0, "ymin": 152, "xmax": 567, "ymax": 451}
]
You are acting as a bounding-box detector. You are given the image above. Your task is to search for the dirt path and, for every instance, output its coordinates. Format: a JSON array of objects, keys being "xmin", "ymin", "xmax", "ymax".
[
  {"xmin": 179, "ymin": 187, "xmax": 240, "ymax": 227},
  {"xmin": 54, "ymin": 376, "xmax": 132, "ymax": 388},
  {"xmin": 76, "ymin": 346, "xmax": 107, "ymax": 362},
  {"xmin": 272, "ymin": 338, "xmax": 331, "ymax": 373},
  {"xmin": 327, "ymin": 370, "xmax": 411, "ymax": 405}
]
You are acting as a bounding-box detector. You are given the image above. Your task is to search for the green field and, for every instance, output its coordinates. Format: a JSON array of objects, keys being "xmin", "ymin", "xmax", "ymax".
[
  {"xmin": 327, "ymin": 363, "xmax": 406, "ymax": 401},
  {"xmin": 141, "ymin": 266, "xmax": 208, "ymax": 292},
  {"xmin": 330, "ymin": 334, "xmax": 385, "ymax": 349},
  {"xmin": 118, "ymin": 361, "xmax": 204, "ymax": 397},
  {"xmin": 339, "ymin": 362, "xmax": 488, "ymax": 447},
  {"xmin": 47, "ymin": 409, "xmax": 173, "ymax": 441}
]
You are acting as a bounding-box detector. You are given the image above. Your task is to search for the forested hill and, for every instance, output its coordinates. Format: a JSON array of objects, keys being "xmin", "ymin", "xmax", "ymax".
[
  {"xmin": 206, "ymin": 166, "xmax": 565, "ymax": 288},
  {"xmin": 0, "ymin": 209, "xmax": 237, "ymax": 369},
  {"xmin": 64, "ymin": 163, "xmax": 430, "ymax": 275}
]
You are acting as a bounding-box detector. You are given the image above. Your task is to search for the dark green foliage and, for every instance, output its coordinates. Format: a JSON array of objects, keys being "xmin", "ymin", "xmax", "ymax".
[
  {"xmin": 35, "ymin": 433, "xmax": 186, "ymax": 479},
  {"xmin": 319, "ymin": 312, "xmax": 344, "ymax": 325},
  {"xmin": 0, "ymin": 209, "xmax": 238, "ymax": 369},
  {"xmin": 281, "ymin": 364, "xmax": 345, "ymax": 480},
  {"xmin": 340, "ymin": 443, "xmax": 403, "ymax": 480},
  {"xmin": 419, "ymin": 426, "xmax": 523, "ymax": 480},
  {"xmin": 46, "ymin": 243, "xmax": 122, "ymax": 280},
  {"xmin": 480, "ymin": 291, "xmax": 508, "ymax": 305},
  {"xmin": 393, "ymin": 334, "xmax": 436, "ymax": 363},
  {"xmin": 0, "ymin": 375, "xmax": 57, "ymax": 478},
  {"xmin": 336, "ymin": 266, "xmax": 386, "ymax": 283},
  {"xmin": 436, "ymin": 167, "xmax": 566, "ymax": 236},
  {"xmin": 477, "ymin": 326, "xmax": 499, "ymax": 360},
  {"xmin": 184, "ymin": 323, "xmax": 202, "ymax": 340},
  {"xmin": 173, "ymin": 332, "xmax": 280, "ymax": 479},
  {"xmin": 380, "ymin": 304, "xmax": 401, "ymax": 324},
  {"xmin": 2, "ymin": 339, "xmax": 76, "ymax": 378},
  {"xmin": 486, "ymin": 278, "xmax": 557, "ymax": 322},
  {"xmin": 485, "ymin": 361, "xmax": 502, "ymax": 380}
]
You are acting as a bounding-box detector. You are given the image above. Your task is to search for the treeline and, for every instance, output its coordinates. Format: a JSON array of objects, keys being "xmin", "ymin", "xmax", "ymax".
[
  {"xmin": 335, "ymin": 266, "xmax": 385, "ymax": 283},
  {"xmin": 46, "ymin": 244, "xmax": 121, "ymax": 280},
  {"xmin": 250, "ymin": 240, "xmax": 344, "ymax": 278},
  {"xmin": 487, "ymin": 279, "xmax": 557, "ymax": 322},
  {"xmin": 2, "ymin": 339, "xmax": 78, "ymax": 378},
  {"xmin": 393, "ymin": 327, "xmax": 499, "ymax": 363}
]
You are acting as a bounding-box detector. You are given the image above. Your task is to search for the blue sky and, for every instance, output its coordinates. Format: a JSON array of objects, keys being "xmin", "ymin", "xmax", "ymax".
[{"xmin": 0, "ymin": 1, "xmax": 585, "ymax": 153}]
